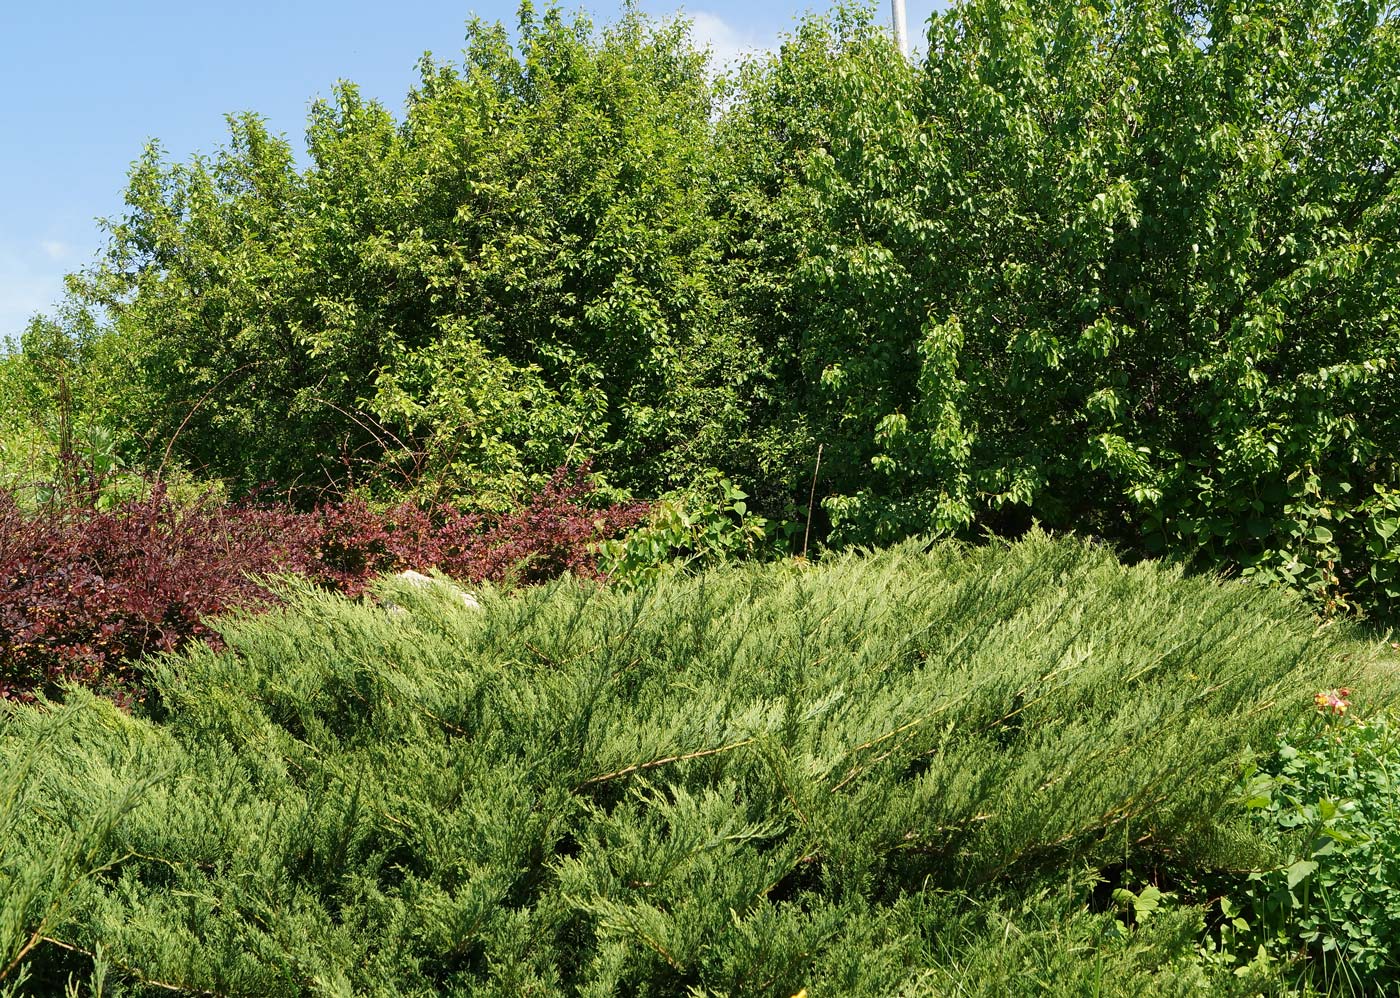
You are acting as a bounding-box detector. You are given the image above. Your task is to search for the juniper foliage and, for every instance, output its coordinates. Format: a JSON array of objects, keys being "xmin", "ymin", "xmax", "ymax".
[{"xmin": 2, "ymin": 535, "xmax": 1391, "ymax": 995}]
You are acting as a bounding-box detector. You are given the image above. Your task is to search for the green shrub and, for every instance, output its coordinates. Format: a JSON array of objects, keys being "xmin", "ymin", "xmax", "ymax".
[
  {"xmin": 1223, "ymin": 695, "xmax": 1400, "ymax": 992},
  {"xmin": 598, "ymin": 473, "xmax": 791, "ymax": 586},
  {"xmin": 1, "ymin": 535, "xmax": 1391, "ymax": 995},
  {"xmin": 0, "ymin": 707, "xmax": 151, "ymax": 998},
  {"xmin": 722, "ymin": 0, "xmax": 1400, "ymax": 620},
  {"xmin": 56, "ymin": 5, "xmax": 759, "ymax": 506}
]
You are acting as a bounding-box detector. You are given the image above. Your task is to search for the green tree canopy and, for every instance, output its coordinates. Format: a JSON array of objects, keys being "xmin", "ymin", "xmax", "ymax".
[
  {"xmin": 17, "ymin": 0, "xmax": 1400, "ymax": 615},
  {"xmin": 723, "ymin": 0, "xmax": 1399, "ymax": 614},
  {"xmin": 70, "ymin": 3, "xmax": 758, "ymax": 509}
]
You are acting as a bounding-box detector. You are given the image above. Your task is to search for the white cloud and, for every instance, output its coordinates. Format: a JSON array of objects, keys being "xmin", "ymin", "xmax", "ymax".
[
  {"xmin": 682, "ymin": 11, "xmax": 774, "ymax": 70},
  {"xmin": 39, "ymin": 239, "xmax": 72, "ymax": 262}
]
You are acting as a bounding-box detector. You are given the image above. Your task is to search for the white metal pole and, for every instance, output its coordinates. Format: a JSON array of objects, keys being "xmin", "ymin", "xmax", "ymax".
[{"xmin": 891, "ymin": 0, "xmax": 909, "ymax": 57}]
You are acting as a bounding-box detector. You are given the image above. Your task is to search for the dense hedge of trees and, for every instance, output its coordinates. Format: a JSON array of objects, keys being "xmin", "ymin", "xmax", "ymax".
[{"xmin": 3, "ymin": 0, "xmax": 1397, "ymax": 618}]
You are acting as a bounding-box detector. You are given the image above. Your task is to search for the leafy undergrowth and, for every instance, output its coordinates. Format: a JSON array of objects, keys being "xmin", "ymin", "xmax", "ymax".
[
  {"xmin": 0, "ymin": 466, "xmax": 644, "ymax": 702},
  {"xmin": 1209, "ymin": 700, "xmax": 1400, "ymax": 993},
  {"xmin": 1, "ymin": 534, "xmax": 1396, "ymax": 996}
]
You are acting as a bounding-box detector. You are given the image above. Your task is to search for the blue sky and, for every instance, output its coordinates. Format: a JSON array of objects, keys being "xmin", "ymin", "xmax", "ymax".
[{"xmin": 0, "ymin": 1, "xmax": 948, "ymax": 343}]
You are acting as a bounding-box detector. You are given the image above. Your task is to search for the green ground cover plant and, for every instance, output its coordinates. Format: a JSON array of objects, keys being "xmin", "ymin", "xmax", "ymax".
[
  {"xmin": 1, "ymin": 535, "xmax": 1394, "ymax": 995},
  {"xmin": 1212, "ymin": 699, "xmax": 1400, "ymax": 992}
]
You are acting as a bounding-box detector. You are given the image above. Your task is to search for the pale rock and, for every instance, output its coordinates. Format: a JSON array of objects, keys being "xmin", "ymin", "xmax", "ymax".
[{"xmin": 384, "ymin": 570, "xmax": 482, "ymax": 613}]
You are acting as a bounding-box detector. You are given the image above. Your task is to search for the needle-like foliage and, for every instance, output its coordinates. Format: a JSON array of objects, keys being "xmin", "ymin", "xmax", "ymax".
[{"xmin": 1, "ymin": 534, "xmax": 1392, "ymax": 995}]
